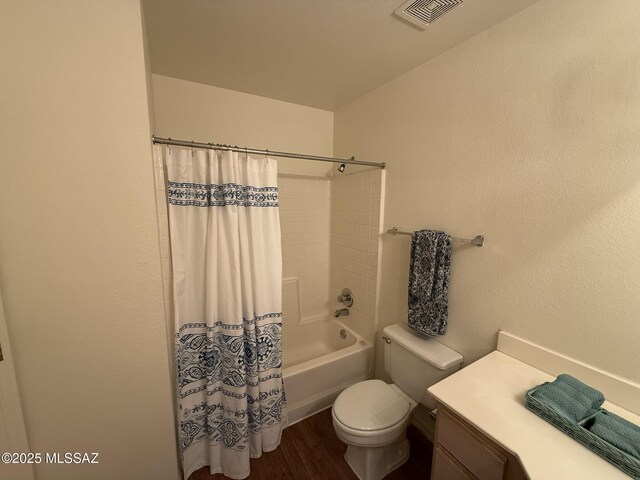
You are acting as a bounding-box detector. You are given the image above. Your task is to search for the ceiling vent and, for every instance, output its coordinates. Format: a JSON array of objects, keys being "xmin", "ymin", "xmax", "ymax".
[{"xmin": 394, "ymin": 0, "xmax": 464, "ymax": 29}]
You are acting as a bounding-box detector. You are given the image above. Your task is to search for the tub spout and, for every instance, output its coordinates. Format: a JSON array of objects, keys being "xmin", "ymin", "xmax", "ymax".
[{"xmin": 334, "ymin": 308, "xmax": 350, "ymax": 317}]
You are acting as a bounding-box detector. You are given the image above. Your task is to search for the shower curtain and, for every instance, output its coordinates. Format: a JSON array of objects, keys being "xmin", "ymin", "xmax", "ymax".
[{"xmin": 164, "ymin": 146, "xmax": 287, "ymax": 479}]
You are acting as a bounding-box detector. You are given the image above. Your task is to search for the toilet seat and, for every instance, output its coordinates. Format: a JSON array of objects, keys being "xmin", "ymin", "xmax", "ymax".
[
  {"xmin": 333, "ymin": 379, "xmax": 412, "ymax": 432},
  {"xmin": 332, "ymin": 410, "xmax": 410, "ymax": 441}
]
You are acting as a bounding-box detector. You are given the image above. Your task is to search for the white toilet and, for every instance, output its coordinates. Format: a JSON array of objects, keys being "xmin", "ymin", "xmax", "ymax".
[{"xmin": 332, "ymin": 323, "xmax": 463, "ymax": 480}]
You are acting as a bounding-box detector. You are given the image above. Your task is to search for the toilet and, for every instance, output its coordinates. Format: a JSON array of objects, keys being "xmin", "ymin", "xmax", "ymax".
[{"xmin": 332, "ymin": 323, "xmax": 463, "ymax": 480}]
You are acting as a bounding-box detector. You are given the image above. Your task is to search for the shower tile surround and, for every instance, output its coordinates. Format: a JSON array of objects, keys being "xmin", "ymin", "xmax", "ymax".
[
  {"xmin": 279, "ymin": 176, "xmax": 332, "ymax": 323},
  {"xmin": 279, "ymin": 170, "xmax": 384, "ymax": 344},
  {"xmin": 329, "ymin": 169, "xmax": 384, "ymax": 343}
]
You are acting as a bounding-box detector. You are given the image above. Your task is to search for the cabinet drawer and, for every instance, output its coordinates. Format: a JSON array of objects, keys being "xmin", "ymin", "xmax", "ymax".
[
  {"xmin": 433, "ymin": 446, "xmax": 477, "ymax": 480},
  {"xmin": 437, "ymin": 409, "xmax": 506, "ymax": 480}
]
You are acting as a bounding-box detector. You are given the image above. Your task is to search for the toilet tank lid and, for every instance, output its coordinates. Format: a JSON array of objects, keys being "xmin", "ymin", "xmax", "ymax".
[{"xmin": 383, "ymin": 323, "xmax": 463, "ymax": 371}]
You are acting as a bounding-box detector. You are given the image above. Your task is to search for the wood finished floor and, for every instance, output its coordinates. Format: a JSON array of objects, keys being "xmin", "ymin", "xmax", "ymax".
[{"xmin": 191, "ymin": 408, "xmax": 433, "ymax": 480}]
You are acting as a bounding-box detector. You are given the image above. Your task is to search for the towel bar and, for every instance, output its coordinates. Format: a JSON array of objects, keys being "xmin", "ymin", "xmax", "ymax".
[{"xmin": 386, "ymin": 227, "xmax": 484, "ymax": 247}]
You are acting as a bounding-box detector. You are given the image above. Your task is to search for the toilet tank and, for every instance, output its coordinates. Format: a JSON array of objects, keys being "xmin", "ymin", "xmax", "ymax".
[{"xmin": 383, "ymin": 323, "xmax": 463, "ymax": 409}]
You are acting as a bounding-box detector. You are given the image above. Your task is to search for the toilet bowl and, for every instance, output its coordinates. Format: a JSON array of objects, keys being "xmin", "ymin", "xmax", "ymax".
[
  {"xmin": 332, "ymin": 380, "xmax": 417, "ymax": 480},
  {"xmin": 332, "ymin": 323, "xmax": 463, "ymax": 480}
]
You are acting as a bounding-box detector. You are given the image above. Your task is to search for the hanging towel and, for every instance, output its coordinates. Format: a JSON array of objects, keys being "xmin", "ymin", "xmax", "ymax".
[
  {"xmin": 407, "ymin": 229, "xmax": 451, "ymax": 336},
  {"xmin": 590, "ymin": 411, "xmax": 640, "ymax": 460},
  {"xmin": 531, "ymin": 374, "xmax": 604, "ymax": 423}
]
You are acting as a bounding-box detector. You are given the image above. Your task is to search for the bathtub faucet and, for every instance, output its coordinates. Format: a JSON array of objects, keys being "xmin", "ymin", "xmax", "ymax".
[{"xmin": 334, "ymin": 308, "xmax": 350, "ymax": 318}]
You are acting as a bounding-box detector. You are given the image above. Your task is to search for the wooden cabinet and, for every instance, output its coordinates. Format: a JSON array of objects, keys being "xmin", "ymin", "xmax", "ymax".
[
  {"xmin": 433, "ymin": 446, "xmax": 477, "ymax": 480},
  {"xmin": 432, "ymin": 405, "xmax": 527, "ymax": 480}
]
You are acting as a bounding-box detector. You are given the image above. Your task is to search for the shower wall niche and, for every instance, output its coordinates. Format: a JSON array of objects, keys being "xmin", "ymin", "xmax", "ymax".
[{"xmin": 279, "ymin": 169, "xmax": 385, "ymax": 344}]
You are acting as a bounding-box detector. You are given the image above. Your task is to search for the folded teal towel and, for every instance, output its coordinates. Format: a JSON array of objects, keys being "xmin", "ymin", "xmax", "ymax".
[
  {"xmin": 532, "ymin": 375, "xmax": 604, "ymax": 423},
  {"xmin": 556, "ymin": 374, "xmax": 605, "ymax": 409},
  {"xmin": 590, "ymin": 411, "xmax": 640, "ymax": 460}
]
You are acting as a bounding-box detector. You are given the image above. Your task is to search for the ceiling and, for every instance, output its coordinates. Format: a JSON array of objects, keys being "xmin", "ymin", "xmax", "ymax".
[{"xmin": 143, "ymin": 0, "xmax": 539, "ymax": 111}]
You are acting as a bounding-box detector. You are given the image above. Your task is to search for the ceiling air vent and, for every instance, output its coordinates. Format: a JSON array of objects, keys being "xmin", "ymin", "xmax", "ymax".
[{"xmin": 394, "ymin": 0, "xmax": 464, "ymax": 29}]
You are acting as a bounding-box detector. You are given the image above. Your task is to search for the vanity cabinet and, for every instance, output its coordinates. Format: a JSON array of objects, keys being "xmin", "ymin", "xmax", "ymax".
[{"xmin": 431, "ymin": 405, "xmax": 527, "ymax": 480}]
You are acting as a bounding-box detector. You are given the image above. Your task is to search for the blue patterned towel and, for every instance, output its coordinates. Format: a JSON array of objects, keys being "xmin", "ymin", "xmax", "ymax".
[
  {"xmin": 532, "ymin": 374, "xmax": 605, "ymax": 423},
  {"xmin": 407, "ymin": 230, "xmax": 451, "ymax": 336},
  {"xmin": 590, "ymin": 411, "xmax": 640, "ymax": 460}
]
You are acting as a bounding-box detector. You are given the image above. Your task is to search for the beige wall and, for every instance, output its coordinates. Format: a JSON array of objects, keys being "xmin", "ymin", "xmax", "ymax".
[
  {"xmin": 0, "ymin": 1, "xmax": 179, "ymax": 479},
  {"xmin": 335, "ymin": 0, "xmax": 640, "ymax": 383},
  {"xmin": 152, "ymin": 75, "xmax": 334, "ymax": 176}
]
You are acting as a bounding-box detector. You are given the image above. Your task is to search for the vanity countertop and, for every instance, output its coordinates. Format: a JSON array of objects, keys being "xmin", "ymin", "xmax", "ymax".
[{"xmin": 428, "ymin": 350, "xmax": 640, "ymax": 480}]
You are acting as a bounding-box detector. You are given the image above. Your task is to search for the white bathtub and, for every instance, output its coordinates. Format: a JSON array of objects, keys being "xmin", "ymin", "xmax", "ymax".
[{"xmin": 282, "ymin": 318, "xmax": 373, "ymax": 425}]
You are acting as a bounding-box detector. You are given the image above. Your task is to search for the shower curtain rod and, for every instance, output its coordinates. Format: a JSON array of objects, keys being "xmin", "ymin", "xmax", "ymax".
[{"xmin": 152, "ymin": 136, "xmax": 386, "ymax": 169}]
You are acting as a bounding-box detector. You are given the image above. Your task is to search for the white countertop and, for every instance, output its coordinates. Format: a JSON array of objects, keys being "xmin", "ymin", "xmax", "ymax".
[{"xmin": 427, "ymin": 350, "xmax": 640, "ymax": 480}]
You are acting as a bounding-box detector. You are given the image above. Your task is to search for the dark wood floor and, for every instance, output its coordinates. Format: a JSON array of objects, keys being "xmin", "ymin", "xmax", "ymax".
[{"xmin": 191, "ymin": 408, "xmax": 433, "ymax": 480}]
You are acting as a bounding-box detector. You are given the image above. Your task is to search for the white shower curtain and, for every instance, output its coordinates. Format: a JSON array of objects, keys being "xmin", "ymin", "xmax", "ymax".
[{"xmin": 164, "ymin": 145, "xmax": 287, "ymax": 479}]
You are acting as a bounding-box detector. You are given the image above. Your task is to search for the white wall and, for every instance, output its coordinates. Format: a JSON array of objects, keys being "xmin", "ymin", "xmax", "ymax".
[
  {"xmin": 0, "ymin": 1, "xmax": 179, "ymax": 479},
  {"xmin": 335, "ymin": 0, "xmax": 640, "ymax": 383},
  {"xmin": 152, "ymin": 75, "xmax": 334, "ymax": 176}
]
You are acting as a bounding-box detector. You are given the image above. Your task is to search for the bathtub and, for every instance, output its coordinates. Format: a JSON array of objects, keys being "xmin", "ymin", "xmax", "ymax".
[{"xmin": 282, "ymin": 318, "xmax": 373, "ymax": 425}]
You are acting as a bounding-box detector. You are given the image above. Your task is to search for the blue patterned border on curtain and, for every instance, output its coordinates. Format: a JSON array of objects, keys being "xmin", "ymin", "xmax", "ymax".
[{"xmin": 177, "ymin": 314, "xmax": 286, "ymax": 448}]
